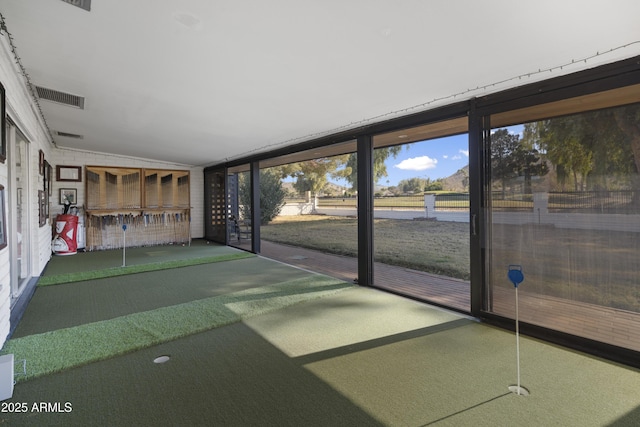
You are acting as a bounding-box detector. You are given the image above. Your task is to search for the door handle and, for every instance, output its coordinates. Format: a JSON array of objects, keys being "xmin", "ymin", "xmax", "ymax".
[{"xmin": 471, "ymin": 213, "xmax": 477, "ymax": 236}]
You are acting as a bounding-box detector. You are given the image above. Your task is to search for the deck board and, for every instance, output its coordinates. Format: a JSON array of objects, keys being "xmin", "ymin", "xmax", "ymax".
[{"xmin": 258, "ymin": 240, "xmax": 640, "ymax": 353}]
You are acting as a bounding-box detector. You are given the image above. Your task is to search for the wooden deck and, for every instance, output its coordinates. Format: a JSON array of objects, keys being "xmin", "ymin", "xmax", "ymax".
[
  {"xmin": 258, "ymin": 240, "xmax": 470, "ymax": 312},
  {"xmin": 257, "ymin": 240, "xmax": 640, "ymax": 353},
  {"xmin": 492, "ymin": 287, "xmax": 640, "ymax": 352}
]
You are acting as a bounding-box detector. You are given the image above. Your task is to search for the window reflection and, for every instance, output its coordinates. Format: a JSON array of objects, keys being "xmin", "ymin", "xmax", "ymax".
[{"xmin": 487, "ymin": 101, "xmax": 640, "ymax": 351}]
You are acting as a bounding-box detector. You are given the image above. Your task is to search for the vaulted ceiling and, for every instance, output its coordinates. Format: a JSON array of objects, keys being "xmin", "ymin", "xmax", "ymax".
[{"xmin": 1, "ymin": 0, "xmax": 639, "ymax": 167}]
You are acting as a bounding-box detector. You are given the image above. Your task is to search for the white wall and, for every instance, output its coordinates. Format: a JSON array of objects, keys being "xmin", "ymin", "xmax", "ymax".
[
  {"xmin": 280, "ymin": 202, "xmax": 315, "ymax": 216},
  {"xmin": 49, "ymin": 147, "xmax": 204, "ymax": 240}
]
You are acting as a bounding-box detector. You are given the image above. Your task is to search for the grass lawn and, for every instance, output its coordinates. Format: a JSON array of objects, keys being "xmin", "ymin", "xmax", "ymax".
[{"xmin": 261, "ymin": 215, "xmax": 470, "ymax": 280}]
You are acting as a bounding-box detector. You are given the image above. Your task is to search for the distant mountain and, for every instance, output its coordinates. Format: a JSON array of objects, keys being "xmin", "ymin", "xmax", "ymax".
[{"xmin": 441, "ymin": 165, "xmax": 469, "ymax": 192}]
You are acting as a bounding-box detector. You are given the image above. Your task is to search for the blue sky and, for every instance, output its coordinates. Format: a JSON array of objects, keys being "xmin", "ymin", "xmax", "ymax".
[
  {"xmin": 379, "ymin": 133, "xmax": 470, "ymax": 186},
  {"xmin": 287, "ymin": 125, "xmax": 524, "ymax": 189},
  {"xmin": 374, "ymin": 124, "xmax": 524, "ymax": 187},
  {"xmin": 324, "ymin": 133, "xmax": 470, "ymax": 189}
]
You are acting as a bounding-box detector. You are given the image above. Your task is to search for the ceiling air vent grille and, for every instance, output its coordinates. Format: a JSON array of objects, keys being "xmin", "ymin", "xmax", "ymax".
[
  {"xmin": 60, "ymin": 0, "xmax": 91, "ymax": 12},
  {"xmin": 56, "ymin": 131, "xmax": 84, "ymax": 139},
  {"xmin": 35, "ymin": 86, "xmax": 85, "ymax": 109}
]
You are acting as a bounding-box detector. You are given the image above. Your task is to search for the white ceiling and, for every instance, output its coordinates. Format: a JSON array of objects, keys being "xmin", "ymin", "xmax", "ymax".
[{"xmin": 1, "ymin": 0, "xmax": 639, "ymax": 167}]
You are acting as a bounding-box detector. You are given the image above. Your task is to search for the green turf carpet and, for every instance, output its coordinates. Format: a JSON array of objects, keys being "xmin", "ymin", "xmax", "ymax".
[
  {"xmin": 242, "ymin": 287, "xmax": 640, "ymax": 427},
  {"xmin": 1, "ymin": 322, "xmax": 384, "ymax": 426},
  {"xmin": 6, "ymin": 243, "xmax": 640, "ymax": 425},
  {"xmin": 42, "ymin": 239, "xmax": 234, "ymax": 275},
  {"xmin": 4, "ymin": 287, "xmax": 640, "ymax": 426},
  {"xmin": 38, "ymin": 252, "xmax": 255, "ymax": 286},
  {"xmin": 3, "ymin": 275, "xmax": 353, "ymax": 382},
  {"xmin": 14, "ymin": 257, "xmax": 315, "ymax": 337}
]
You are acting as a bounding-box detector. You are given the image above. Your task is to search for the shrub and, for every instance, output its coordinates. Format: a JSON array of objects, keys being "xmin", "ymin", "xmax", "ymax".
[{"xmin": 240, "ymin": 169, "xmax": 286, "ymax": 225}]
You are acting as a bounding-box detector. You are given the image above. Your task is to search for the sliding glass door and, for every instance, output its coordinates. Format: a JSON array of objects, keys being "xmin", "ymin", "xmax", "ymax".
[
  {"xmin": 227, "ymin": 165, "xmax": 252, "ymax": 251},
  {"xmin": 484, "ymin": 86, "xmax": 640, "ymax": 351},
  {"xmin": 8, "ymin": 124, "xmax": 31, "ymax": 300},
  {"xmin": 372, "ymin": 118, "xmax": 470, "ymax": 311}
]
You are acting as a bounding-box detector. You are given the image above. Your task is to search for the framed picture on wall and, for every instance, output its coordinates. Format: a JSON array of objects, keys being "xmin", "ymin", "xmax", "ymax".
[
  {"xmin": 45, "ymin": 161, "xmax": 52, "ymax": 196},
  {"xmin": 56, "ymin": 165, "xmax": 82, "ymax": 182},
  {"xmin": 0, "ymin": 82, "xmax": 6, "ymax": 164},
  {"xmin": 43, "ymin": 161, "xmax": 51, "ymax": 220},
  {"xmin": 38, "ymin": 190, "xmax": 46, "ymax": 227},
  {"xmin": 0, "ymin": 185, "xmax": 6, "ymax": 249},
  {"xmin": 39, "ymin": 150, "xmax": 45, "ymax": 175},
  {"xmin": 59, "ymin": 188, "xmax": 77, "ymax": 205},
  {"xmin": 45, "ymin": 163, "xmax": 53, "ymax": 198}
]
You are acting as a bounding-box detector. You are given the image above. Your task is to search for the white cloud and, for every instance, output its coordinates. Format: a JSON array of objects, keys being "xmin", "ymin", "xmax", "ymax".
[
  {"xmin": 394, "ymin": 156, "xmax": 437, "ymax": 171},
  {"xmin": 459, "ymin": 149, "xmax": 469, "ymax": 157},
  {"xmin": 452, "ymin": 155, "xmax": 462, "ymax": 160},
  {"xmin": 442, "ymin": 155, "xmax": 449, "ymax": 159}
]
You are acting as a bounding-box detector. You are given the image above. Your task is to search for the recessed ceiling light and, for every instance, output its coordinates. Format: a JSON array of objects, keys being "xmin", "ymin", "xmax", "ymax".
[{"xmin": 398, "ymin": 134, "xmax": 408, "ymax": 139}]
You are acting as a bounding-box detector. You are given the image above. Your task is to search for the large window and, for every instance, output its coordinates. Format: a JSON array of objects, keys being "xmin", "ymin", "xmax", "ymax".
[
  {"xmin": 485, "ymin": 88, "xmax": 640, "ymax": 351},
  {"xmin": 258, "ymin": 149, "xmax": 359, "ymax": 282},
  {"xmin": 372, "ymin": 118, "xmax": 470, "ymax": 311},
  {"xmin": 227, "ymin": 165, "xmax": 252, "ymax": 250}
]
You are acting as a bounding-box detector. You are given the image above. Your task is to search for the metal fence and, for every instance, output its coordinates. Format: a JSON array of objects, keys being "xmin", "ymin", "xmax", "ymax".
[
  {"xmin": 489, "ymin": 192, "xmax": 533, "ymax": 211},
  {"xmin": 317, "ymin": 197, "xmax": 357, "ymax": 207},
  {"xmin": 294, "ymin": 191, "xmax": 637, "ymax": 213},
  {"xmin": 434, "ymin": 193, "xmax": 469, "ymax": 210},
  {"xmin": 549, "ymin": 190, "xmax": 636, "ymax": 213},
  {"xmin": 435, "ymin": 192, "xmax": 533, "ymax": 211},
  {"xmin": 317, "ymin": 195, "xmax": 425, "ymax": 208}
]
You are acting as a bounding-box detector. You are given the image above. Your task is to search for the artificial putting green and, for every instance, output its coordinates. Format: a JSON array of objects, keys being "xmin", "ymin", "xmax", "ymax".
[
  {"xmin": 37, "ymin": 252, "xmax": 255, "ymax": 286},
  {"xmin": 3, "ymin": 275, "xmax": 353, "ymax": 382}
]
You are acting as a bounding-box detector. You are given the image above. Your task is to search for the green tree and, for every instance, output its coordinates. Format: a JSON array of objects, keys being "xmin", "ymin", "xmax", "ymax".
[
  {"xmin": 613, "ymin": 104, "xmax": 640, "ymax": 175},
  {"xmin": 281, "ymin": 157, "xmax": 345, "ymax": 197},
  {"xmin": 491, "ymin": 129, "xmax": 523, "ymax": 197},
  {"xmin": 425, "ymin": 178, "xmax": 444, "ymax": 192},
  {"xmin": 526, "ymin": 103, "xmax": 639, "ymax": 194},
  {"xmin": 333, "ymin": 146, "xmax": 403, "ymax": 190},
  {"xmin": 491, "ymin": 128, "xmax": 548, "ymax": 196},
  {"xmin": 526, "ymin": 118, "xmax": 592, "ymax": 191},
  {"xmin": 239, "ymin": 169, "xmax": 286, "ymax": 225},
  {"xmin": 398, "ymin": 177, "xmax": 427, "ymax": 193}
]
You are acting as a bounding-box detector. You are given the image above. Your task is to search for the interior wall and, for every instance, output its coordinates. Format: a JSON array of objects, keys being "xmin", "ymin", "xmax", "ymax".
[{"xmin": 49, "ymin": 148, "xmax": 204, "ymax": 241}]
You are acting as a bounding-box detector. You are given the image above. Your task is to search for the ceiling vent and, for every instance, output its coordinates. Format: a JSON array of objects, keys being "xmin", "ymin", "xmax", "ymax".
[
  {"xmin": 35, "ymin": 86, "xmax": 85, "ymax": 109},
  {"xmin": 60, "ymin": 0, "xmax": 91, "ymax": 12},
  {"xmin": 55, "ymin": 131, "xmax": 84, "ymax": 139}
]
